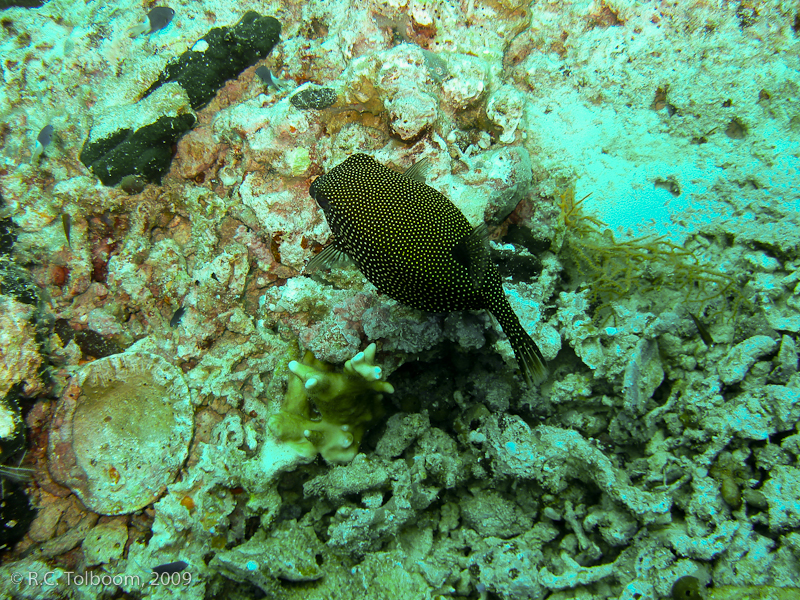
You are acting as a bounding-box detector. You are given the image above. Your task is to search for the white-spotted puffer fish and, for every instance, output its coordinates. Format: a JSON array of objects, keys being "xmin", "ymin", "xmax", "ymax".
[{"xmin": 307, "ymin": 153, "xmax": 548, "ymax": 386}]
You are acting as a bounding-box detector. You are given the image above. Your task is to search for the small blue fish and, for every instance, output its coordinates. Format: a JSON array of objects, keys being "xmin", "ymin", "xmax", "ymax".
[
  {"xmin": 38, "ymin": 125, "xmax": 54, "ymax": 147},
  {"xmin": 152, "ymin": 560, "xmax": 188, "ymax": 575},
  {"xmin": 128, "ymin": 7, "xmax": 175, "ymax": 38},
  {"xmin": 31, "ymin": 124, "xmax": 54, "ymax": 163},
  {"xmin": 255, "ymin": 65, "xmax": 288, "ymax": 91},
  {"xmin": 689, "ymin": 312, "xmax": 714, "ymax": 346},
  {"xmin": 169, "ymin": 306, "xmax": 185, "ymax": 328}
]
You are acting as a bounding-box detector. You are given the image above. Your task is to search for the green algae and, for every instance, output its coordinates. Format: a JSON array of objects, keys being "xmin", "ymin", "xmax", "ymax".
[{"xmin": 556, "ymin": 187, "xmax": 743, "ymax": 325}]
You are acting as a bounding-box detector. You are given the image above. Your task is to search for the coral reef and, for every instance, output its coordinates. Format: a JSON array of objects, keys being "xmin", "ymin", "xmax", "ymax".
[
  {"xmin": 554, "ymin": 187, "xmax": 742, "ymax": 327},
  {"xmin": 78, "ymin": 84, "xmax": 197, "ymax": 186},
  {"xmin": 142, "ymin": 12, "xmax": 281, "ymax": 110},
  {"xmin": 80, "ymin": 12, "xmax": 281, "ymax": 186},
  {"xmin": 0, "ymin": 0, "xmax": 798, "ymax": 599}
]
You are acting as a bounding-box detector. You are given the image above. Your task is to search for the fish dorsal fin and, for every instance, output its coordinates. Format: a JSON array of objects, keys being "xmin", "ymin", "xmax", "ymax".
[
  {"xmin": 451, "ymin": 223, "xmax": 490, "ymax": 290},
  {"xmin": 403, "ymin": 157, "xmax": 431, "ymax": 183},
  {"xmin": 305, "ymin": 244, "xmax": 354, "ymax": 273}
]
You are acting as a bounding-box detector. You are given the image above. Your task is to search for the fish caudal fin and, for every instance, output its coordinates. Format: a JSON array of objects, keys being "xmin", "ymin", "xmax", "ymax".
[
  {"xmin": 127, "ymin": 21, "xmax": 149, "ymax": 37},
  {"xmin": 511, "ymin": 327, "xmax": 548, "ymax": 386},
  {"xmin": 492, "ymin": 301, "xmax": 548, "ymax": 386}
]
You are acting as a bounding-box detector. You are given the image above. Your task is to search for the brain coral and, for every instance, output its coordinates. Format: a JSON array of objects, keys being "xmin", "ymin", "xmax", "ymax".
[{"xmin": 47, "ymin": 352, "xmax": 193, "ymax": 515}]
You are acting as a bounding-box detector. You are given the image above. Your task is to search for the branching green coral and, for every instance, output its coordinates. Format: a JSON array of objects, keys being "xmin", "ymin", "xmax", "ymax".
[
  {"xmin": 556, "ymin": 187, "xmax": 742, "ymax": 324},
  {"xmin": 268, "ymin": 343, "xmax": 394, "ymax": 463}
]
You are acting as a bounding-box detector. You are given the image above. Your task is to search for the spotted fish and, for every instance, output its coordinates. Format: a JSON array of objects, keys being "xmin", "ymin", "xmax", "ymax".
[{"xmin": 307, "ymin": 153, "xmax": 548, "ymax": 385}]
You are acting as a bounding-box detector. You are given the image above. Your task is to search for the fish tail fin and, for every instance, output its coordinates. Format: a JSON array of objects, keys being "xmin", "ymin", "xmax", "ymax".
[
  {"xmin": 492, "ymin": 301, "xmax": 548, "ymax": 386},
  {"xmin": 127, "ymin": 22, "xmax": 149, "ymax": 37}
]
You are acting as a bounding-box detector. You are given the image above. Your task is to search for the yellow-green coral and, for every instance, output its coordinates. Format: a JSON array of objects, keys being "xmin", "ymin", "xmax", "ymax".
[{"xmin": 268, "ymin": 343, "xmax": 393, "ymax": 463}]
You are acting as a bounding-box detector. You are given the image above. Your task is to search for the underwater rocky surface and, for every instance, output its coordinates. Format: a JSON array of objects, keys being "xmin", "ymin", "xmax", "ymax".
[{"xmin": 0, "ymin": 0, "xmax": 799, "ymax": 599}]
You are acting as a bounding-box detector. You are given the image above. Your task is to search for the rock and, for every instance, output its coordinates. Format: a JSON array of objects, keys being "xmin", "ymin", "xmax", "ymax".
[
  {"xmin": 461, "ymin": 489, "xmax": 532, "ymax": 538},
  {"xmin": 385, "ymin": 91, "xmax": 437, "ymax": 141},
  {"xmin": 623, "ymin": 337, "xmax": 664, "ymax": 415},
  {"xmin": 0, "ymin": 293, "xmax": 44, "ymax": 399},
  {"xmin": 717, "ymin": 335, "xmax": 778, "ymax": 385},
  {"xmin": 82, "ymin": 519, "xmax": 128, "ymax": 567}
]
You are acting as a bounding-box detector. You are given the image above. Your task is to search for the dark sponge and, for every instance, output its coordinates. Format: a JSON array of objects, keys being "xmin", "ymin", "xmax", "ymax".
[
  {"xmin": 79, "ymin": 113, "xmax": 196, "ymax": 186},
  {"xmin": 142, "ymin": 11, "xmax": 281, "ymax": 110},
  {"xmin": 80, "ymin": 12, "xmax": 281, "ymax": 187}
]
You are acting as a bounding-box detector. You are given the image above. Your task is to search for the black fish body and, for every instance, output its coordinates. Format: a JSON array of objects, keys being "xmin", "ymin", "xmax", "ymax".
[{"xmin": 308, "ymin": 153, "xmax": 547, "ymax": 385}]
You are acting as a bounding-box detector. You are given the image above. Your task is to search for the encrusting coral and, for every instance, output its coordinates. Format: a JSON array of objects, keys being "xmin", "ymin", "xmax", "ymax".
[{"xmin": 268, "ymin": 343, "xmax": 393, "ymax": 463}]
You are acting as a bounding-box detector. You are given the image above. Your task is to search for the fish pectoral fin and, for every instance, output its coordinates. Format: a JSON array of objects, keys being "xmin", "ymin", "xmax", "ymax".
[
  {"xmin": 305, "ymin": 244, "xmax": 354, "ymax": 273},
  {"xmin": 403, "ymin": 157, "xmax": 431, "ymax": 183},
  {"xmin": 452, "ymin": 223, "xmax": 490, "ymax": 290}
]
